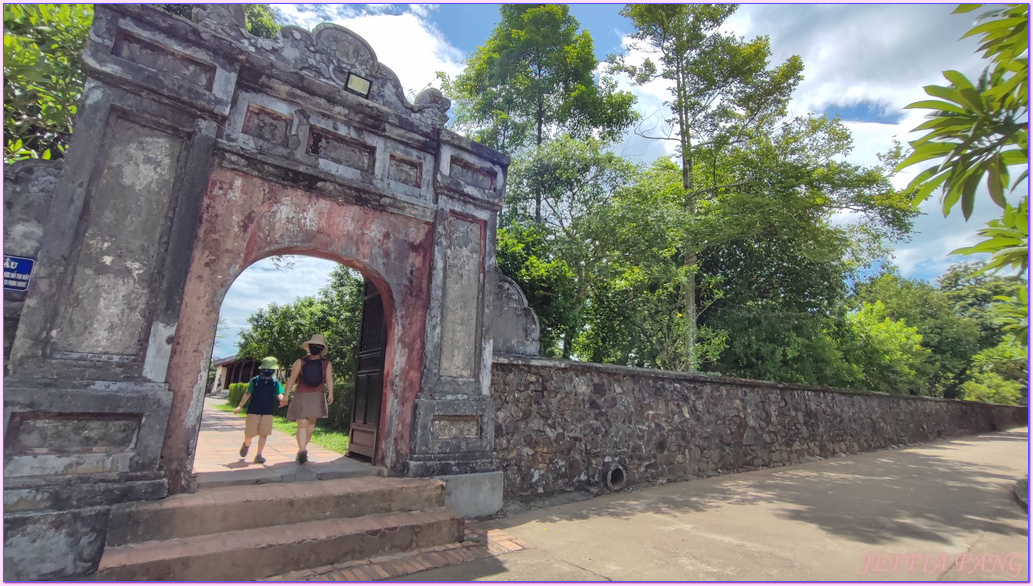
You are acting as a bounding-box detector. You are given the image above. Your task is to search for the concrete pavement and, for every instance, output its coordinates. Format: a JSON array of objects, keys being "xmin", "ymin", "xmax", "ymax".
[{"xmin": 393, "ymin": 427, "xmax": 1030, "ymax": 582}]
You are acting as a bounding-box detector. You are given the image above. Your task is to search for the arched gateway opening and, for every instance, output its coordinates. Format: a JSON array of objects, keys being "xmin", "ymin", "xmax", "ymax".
[
  {"xmin": 193, "ymin": 255, "xmax": 384, "ymax": 480},
  {"xmin": 166, "ymin": 169, "xmax": 429, "ymax": 488},
  {"xmin": 3, "ymin": 6, "xmax": 530, "ymax": 579}
]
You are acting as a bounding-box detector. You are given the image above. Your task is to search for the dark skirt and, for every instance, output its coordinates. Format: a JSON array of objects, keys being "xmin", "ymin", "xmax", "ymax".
[{"xmin": 286, "ymin": 392, "xmax": 328, "ymax": 421}]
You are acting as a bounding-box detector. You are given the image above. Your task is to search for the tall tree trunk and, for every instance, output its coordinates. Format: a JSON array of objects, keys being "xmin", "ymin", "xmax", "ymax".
[
  {"xmin": 677, "ymin": 68, "xmax": 698, "ymax": 373},
  {"xmin": 683, "ymin": 253, "xmax": 698, "ymax": 372},
  {"xmin": 535, "ymin": 91, "xmax": 545, "ymax": 222}
]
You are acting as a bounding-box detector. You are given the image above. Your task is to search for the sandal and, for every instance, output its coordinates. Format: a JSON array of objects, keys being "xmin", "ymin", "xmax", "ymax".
[
  {"xmin": 296, "ymin": 450, "xmax": 308, "ymax": 464},
  {"xmin": 253, "ymin": 454, "xmax": 266, "ymax": 464},
  {"xmin": 239, "ymin": 443, "xmax": 249, "ymax": 458}
]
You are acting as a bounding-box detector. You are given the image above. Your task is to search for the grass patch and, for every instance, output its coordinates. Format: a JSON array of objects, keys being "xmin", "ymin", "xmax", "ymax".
[{"xmin": 212, "ymin": 401, "xmax": 350, "ymax": 454}]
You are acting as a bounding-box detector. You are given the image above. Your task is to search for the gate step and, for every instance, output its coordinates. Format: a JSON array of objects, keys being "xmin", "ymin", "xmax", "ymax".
[
  {"xmin": 107, "ymin": 476, "xmax": 446, "ymax": 545},
  {"xmin": 96, "ymin": 476, "xmax": 465, "ymax": 580},
  {"xmin": 95, "ymin": 507, "xmax": 463, "ymax": 581}
]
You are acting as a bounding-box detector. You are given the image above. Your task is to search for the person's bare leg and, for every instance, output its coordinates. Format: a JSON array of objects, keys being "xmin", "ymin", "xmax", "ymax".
[
  {"xmin": 296, "ymin": 418, "xmax": 310, "ymax": 451},
  {"xmin": 256, "ymin": 435, "xmax": 268, "ymax": 456},
  {"xmin": 240, "ymin": 431, "xmax": 254, "ymax": 458},
  {"xmin": 296, "ymin": 418, "xmax": 313, "ymax": 463}
]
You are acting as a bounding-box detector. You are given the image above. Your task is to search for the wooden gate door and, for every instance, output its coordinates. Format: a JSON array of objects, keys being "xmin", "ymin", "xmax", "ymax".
[{"xmin": 349, "ymin": 279, "xmax": 386, "ymax": 458}]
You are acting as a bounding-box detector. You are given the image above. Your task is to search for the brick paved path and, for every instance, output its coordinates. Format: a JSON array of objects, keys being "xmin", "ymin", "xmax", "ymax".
[
  {"xmin": 193, "ymin": 397, "xmax": 345, "ymax": 472},
  {"xmin": 264, "ymin": 523, "xmax": 529, "ymax": 582}
]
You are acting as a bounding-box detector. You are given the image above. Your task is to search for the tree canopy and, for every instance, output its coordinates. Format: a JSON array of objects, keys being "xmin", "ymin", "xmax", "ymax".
[
  {"xmin": 442, "ymin": 4, "xmax": 637, "ymax": 159},
  {"xmin": 608, "ymin": 3, "xmax": 805, "ymax": 371},
  {"xmin": 897, "ymin": 4, "xmax": 1028, "ymax": 220},
  {"xmin": 4, "ymin": 4, "xmax": 92, "ymax": 162}
]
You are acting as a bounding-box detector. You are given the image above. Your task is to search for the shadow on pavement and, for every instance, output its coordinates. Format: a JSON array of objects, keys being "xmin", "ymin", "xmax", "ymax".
[{"xmin": 496, "ymin": 430, "xmax": 1028, "ymax": 547}]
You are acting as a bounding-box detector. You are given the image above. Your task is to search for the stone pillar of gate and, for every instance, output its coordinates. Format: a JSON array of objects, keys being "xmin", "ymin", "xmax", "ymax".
[
  {"xmin": 2, "ymin": 5, "xmax": 241, "ymax": 580},
  {"xmin": 406, "ymin": 141, "xmax": 507, "ymax": 478}
]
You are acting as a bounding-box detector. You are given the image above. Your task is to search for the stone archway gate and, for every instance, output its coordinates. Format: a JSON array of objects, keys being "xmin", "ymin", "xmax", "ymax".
[{"xmin": 4, "ymin": 5, "xmax": 528, "ymax": 579}]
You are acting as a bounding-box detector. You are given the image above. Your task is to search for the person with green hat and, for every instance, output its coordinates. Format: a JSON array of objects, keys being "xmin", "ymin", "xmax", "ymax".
[{"xmin": 234, "ymin": 356, "xmax": 285, "ymax": 465}]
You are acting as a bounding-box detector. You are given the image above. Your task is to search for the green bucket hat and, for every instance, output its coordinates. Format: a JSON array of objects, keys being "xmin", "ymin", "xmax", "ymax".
[{"xmin": 260, "ymin": 356, "xmax": 279, "ymax": 370}]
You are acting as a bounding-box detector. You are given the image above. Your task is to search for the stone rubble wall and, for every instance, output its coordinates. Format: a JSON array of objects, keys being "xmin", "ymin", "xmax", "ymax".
[{"xmin": 491, "ymin": 355, "xmax": 1028, "ymax": 500}]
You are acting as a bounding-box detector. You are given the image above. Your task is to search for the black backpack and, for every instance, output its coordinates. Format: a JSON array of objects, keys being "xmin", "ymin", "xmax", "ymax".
[
  {"xmin": 301, "ymin": 358, "xmax": 325, "ymax": 387},
  {"xmin": 252, "ymin": 376, "xmax": 277, "ymax": 393}
]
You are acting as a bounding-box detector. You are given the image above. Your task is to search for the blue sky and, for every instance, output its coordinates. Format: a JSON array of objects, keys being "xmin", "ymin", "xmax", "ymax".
[{"xmin": 212, "ymin": 3, "xmax": 1016, "ymax": 358}]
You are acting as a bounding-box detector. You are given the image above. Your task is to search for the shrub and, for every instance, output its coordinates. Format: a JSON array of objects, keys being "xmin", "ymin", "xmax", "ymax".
[
  {"xmin": 323, "ymin": 380, "xmax": 354, "ymax": 432},
  {"xmin": 226, "ymin": 382, "xmax": 249, "ymax": 408},
  {"xmin": 959, "ymin": 372, "xmax": 1023, "ymax": 406}
]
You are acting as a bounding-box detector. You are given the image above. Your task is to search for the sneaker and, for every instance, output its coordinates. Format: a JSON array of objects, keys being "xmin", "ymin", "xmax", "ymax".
[
  {"xmin": 296, "ymin": 450, "xmax": 308, "ymax": 464},
  {"xmin": 253, "ymin": 454, "xmax": 266, "ymax": 465},
  {"xmin": 239, "ymin": 443, "xmax": 249, "ymax": 458}
]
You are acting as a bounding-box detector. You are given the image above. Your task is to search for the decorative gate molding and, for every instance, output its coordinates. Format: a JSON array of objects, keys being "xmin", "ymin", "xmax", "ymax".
[{"xmin": 3, "ymin": 5, "xmax": 519, "ymax": 579}]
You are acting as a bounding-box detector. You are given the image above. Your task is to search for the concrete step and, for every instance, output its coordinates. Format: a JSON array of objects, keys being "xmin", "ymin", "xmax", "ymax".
[
  {"xmin": 95, "ymin": 507, "xmax": 463, "ymax": 581},
  {"xmin": 194, "ymin": 458, "xmax": 383, "ymax": 490},
  {"xmin": 106, "ymin": 476, "xmax": 447, "ymax": 546}
]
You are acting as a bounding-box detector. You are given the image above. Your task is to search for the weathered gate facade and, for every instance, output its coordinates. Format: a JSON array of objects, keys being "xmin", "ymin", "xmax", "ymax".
[{"xmin": 3, "ymin": 5, "xmax": 523, "ymax": 579}]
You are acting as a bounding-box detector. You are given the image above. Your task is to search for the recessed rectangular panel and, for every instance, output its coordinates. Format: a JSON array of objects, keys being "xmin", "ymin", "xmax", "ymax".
[
  {"xmin": 431, "ymin": 415, "xmax": 480, "ymax": 440},
  {"xmin": 348, "ymin": 424, "xmax": 376, "ymax": 458},
  {"xmin": 53, "ymin": 118, "xmax": 185, "ymax": 356},
  {"xmin": 449, "ymin": 157, "xmax": 496, "ymax": 191},
  {"xmin": 7, "ymin": 412, "xmax": 140, "ymax": 455},
  {"xmin": 112, "ymin": 29, "xmax": 215, "ymax": 91},
  {"xmin": 439, "ymin": 216, "xmax": 482, "ymax": 378},
  {"xmin": 242, "ymin": 105, "xmax": 292, "ymax": 147},
  {"xmin": 308, "ymin": 129, "xmax": 374, "ymax": 172},
  {"xmin": 388, "ymin": 155, "xmax": 422, "ymax": 188}
]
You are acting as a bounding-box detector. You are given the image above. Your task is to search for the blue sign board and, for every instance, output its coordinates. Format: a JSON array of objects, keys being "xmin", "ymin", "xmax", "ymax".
[{"xmin": 3, "ymin": 255, "xmax": 35, "ymax": 292}]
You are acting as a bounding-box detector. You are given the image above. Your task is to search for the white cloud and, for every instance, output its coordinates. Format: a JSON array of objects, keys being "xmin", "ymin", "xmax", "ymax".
[
  {"xmin": 407, "ymin": 4, "xmax": 436, "ymax": 20},
  {"xmin": 725, "ymin": 4, "xmax": 986, "ymax": 112}
]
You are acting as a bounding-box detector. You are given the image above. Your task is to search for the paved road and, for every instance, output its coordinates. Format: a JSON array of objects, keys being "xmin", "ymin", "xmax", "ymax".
[{"xmin": 398, "ymin": 428, "xmax": 1030, "ymax": 582}]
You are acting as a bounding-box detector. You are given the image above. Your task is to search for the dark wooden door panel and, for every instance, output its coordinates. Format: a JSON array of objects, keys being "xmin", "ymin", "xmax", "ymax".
[{"xmin": 349, "ymin": 279, "xmax": 386, "ymax": 459}]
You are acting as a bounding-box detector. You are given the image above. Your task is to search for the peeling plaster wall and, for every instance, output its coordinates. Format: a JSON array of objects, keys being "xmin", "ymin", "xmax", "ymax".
[
  {"xmin": 52, "ymin": 119, "xmax": 185, "ymax": 356},
  {"xmin": 3, "ymin": 161, "xmax": 63, "ymax": 371},
  {"xmin": 492, "ymin": 356, "xmax": 1029, "ymax": 501},
  {"xmin": 161, "ymin": 167, "xmax": 433, "ymax": 489},
  {"xmin": 439, "ymin": 215, "xmax": 484, "ymax": 378},
  {"xmin": 488, "ymin": 267, "xmax": 540, "ymax": 356}
]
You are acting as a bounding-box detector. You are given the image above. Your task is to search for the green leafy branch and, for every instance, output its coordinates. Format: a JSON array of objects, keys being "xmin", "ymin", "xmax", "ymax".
[
  {"xmin": 952, "ymin": 197, "xmax": 1029, "ymax": 274},
  {"xmin": 896, "ymin": 4, "xmax": 1028, "ymax": 219}
]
